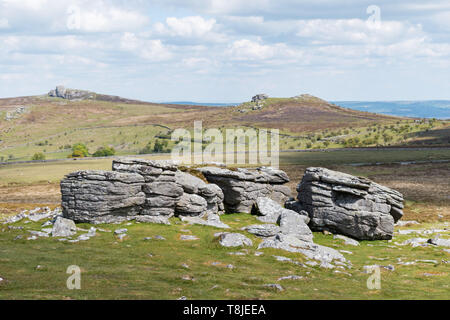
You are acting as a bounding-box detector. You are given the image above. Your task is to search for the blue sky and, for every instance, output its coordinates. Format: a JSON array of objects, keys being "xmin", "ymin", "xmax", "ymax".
[{"xmin": 0, "ymin": 0, "xmax": 449, "ymax": 102}]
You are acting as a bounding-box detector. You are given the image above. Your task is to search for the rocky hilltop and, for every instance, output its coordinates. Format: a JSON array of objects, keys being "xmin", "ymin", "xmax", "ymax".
[
  {"xmin": 49, "ymin": 86, "xmax": 95, "ymax": 100},
  {"xmin": 47, "ymin": 86, "xmax": 144, "ymax": 103}
]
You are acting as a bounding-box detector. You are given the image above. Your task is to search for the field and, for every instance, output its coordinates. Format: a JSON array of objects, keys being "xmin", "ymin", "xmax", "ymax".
[{"xmin": 0, "ymin": 149, "xmax": 449, "ymax": 300}]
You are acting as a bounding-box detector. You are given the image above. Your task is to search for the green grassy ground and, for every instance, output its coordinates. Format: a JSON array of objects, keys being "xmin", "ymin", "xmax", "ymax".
[{"xmin": 0, "ymin": 214, "xmax": 448, "ymax": 300}]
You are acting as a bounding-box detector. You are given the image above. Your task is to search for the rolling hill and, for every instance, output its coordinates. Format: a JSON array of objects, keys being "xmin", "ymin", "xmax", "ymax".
[{"xmin": 0, "ymin": 89, "xmax": 448, "ymax": 162}]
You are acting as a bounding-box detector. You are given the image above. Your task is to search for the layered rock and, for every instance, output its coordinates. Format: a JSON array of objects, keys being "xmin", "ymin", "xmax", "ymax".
[
  {"xmin": 196, "ymin": 166, "xmax": 291, "ymax": 214},
  {"xmin": 290, "ymin": 167, "xmax": 404, "ymax": 240},
  {"xmin": 61, "ymin": 159, "xmax": 228, "ymax": 223},
  {"xmin": 112, "ymin": 159, "xmax": 224, "ymax": 217},
  {"xmin": 112, "ymin": 158, "xmax": 182, "ymax": 217},
  {"xmin": 175, "ymin": 171, "xmax": 224, "ymax": 216},
  {"xmin": 61, "ymin": 170, "xmax": 146, "ymax": 223}
]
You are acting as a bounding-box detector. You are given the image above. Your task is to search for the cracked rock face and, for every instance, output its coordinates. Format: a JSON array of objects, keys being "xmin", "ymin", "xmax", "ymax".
[
  {"xmin": 290, "ymin": 167, "xmax": 404, "ymax": 240},
  {"xmin": 196, "ymin": 166, "xmax": 292, "ymax": 214},
  {"xmin": 61, "ymin": 159, "xmax": 228, "ymax": 223},
  {"xmin": 61, "ymin": 170, "xmax": 146, "ymax": 223}
]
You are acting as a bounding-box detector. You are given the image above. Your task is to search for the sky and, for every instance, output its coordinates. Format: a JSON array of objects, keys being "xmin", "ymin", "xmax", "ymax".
[{"xmin": 0, "ymin": 0, "xmax": 449, "ymax": 102}]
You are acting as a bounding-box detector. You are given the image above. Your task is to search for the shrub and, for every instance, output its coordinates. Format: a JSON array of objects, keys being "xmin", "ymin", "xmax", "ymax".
[
  {"xmin": 70, "ymin": 149, "xmax": 85, "ymax": 158},
  {"xmin": 70, "ymin": 143, "xmax": 89, "ymax": 158},
  {"xmin": 32, "ymin": 153, "xmax": 46, "ymax": 161},
  {"xmin": 93, "ymin": 146, "xmax": 116, "ymax": 157}
]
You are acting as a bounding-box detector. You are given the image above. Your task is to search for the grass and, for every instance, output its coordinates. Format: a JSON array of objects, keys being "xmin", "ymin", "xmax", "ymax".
[{"xmin": 0, "ymin": 214, "xmax": 448, "ymax": 299}]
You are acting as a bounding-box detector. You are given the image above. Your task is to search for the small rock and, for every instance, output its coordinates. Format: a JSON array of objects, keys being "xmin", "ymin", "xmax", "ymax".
[
  {"xmin": 333, "ymin": 234, "xmax": 360, "ymax": 246},
  {"xmin": 428, "ymin": 238, "xmax": 450, "ymax": 247},
  {"xmin": 180, "ymin": 235, "xmax": 198, "ymax": 241},
  {"xmin": 218, "ymin": 233, "xmax": 252, "ymax": 247},
  {"xmin": 244, "ymin": 224, "xmax": 280, "ymax": 238},
  {"xmin": 273, "ymin": 256, "xmax": 292, "ymax": 262},
  {"xmin": 277, "ymin": 275, "xmax": 303, "ymax": 281},
  {"xmin": 181, "ymin": 263, "xmax": 190, "ymax": 269},
  {"xmin": 154, "ymin": 235, "xmax": 166, "ymax": 240},
  {"xmin": 52, "ymin": 217, "xmax": 76, "ymax": 238},
  {"xmin": 114, "ymin": 228, "xmax": 128, "ymax": 235},
  {"xmin": 182, "ymin": 275, "xmax": 195, "ymax": 281},
  {"xmin": 226, "ymin": 264, "xmax": 234, "ymax": 269},
  {"xmin": 263, "ymin": 284, "xmax": 284, "ymax": 291},
  {"xmin": 117, "ymin": 234, "xmax": 127, "ymax": 241}
]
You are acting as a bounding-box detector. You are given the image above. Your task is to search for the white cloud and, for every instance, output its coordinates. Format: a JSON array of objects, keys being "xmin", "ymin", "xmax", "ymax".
[
  {"xmin": 0, "ymin": 18, "xmax": 9, "ymax": 29},
  {"xmin": 120, "ymin": 32, "xmax": 172, "ymax": 61},
  {"xmin": 227, "ymin": 39, "xmax": 297, "ymax": 61},
  {"xmin": 78, "ymin": 7, "xmax": 149, "ymax": 32},
  {"xmin": 296, "ymin": 19, "xmax": 425, "ymax": 45},
  {"xmin": 2, "ymin": 0, "xmax": 49, "ymax": 11}
]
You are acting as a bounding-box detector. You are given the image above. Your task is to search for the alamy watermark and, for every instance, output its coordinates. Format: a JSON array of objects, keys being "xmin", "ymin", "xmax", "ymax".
[
  {"xmin": 66, "ymin": 265, "xmax": 81, "ymax": 290},
  {"xmin": 366, "ymin": 5, "xmax": 381, "ymax": 29},
  {"xmin": 366, "ymin": 265, "xmax": 381, "ymax": 290},
  {"xmin": 171, "ymin": 121, "xmax": 280, "ymax": 168}
]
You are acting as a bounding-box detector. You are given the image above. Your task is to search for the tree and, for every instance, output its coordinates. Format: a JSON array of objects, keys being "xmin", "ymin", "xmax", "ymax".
[
  {"xmin": 32, "ymin": 153, "xmax": 46, "ymax": 161},
  {"xmin": 70, "ymin": 143, "xmax": 89, "ymax": 158},
  {"xmin": 153, "ymin": 139, "xmax": 164, "ymax": 153}
]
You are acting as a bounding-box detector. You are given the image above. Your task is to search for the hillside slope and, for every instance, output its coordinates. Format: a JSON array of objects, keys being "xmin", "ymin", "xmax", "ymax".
[{"xmin": 0, "ymin": 91, "xmax": 448, "ymax": 161}]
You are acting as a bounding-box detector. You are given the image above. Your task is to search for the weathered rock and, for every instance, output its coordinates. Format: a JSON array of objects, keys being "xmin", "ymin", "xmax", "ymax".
[
  {"xmin": 263, "ymin": 283, "xmax": 283, "ymax": 291},
  {"xmin": 175, "ymin": 171, "xmax": 224, "ymax": 216},
  {"xmin": 333, "ymin": 234, "xmax": 360, "ymax": 246},
  {"xmin": 180, "ymin": 235, "xmax": 199, "ymax": 241},
  {"xmin": 179, "ymin": 214, "xmax": 230, "ymax": 229},
  {"xmin": 196, "ymin": 166, "xmax": 291, "ymax": 214},
  {"xmin": 113, "ymin": 158, "xmax": 178, "ymax": 182},
  {"xmin": 176, "ymin": 193, "xmax": 208, "ymax": 216},
  {"xmin": 428, "ymin": 238, "xmax": 450, "ymax": 247},
  {"xmin": 52, "ymin": 217, "xmax": 77, "ymax": 237},
  {"xmin": 219, "ymin": 233, "xmax": 253, "ymax": 247},
  {"xmin": 258, "ymin": 234, "xmax": 348, "ymax": 266},
  {"xmin": 61, "ymin": 170, "xmax": 146, "ymax": 223},
  {"xmin": 290, "ymin": 167, "xmax": 404, "ymax": 240},
  {"xmin": 278, "ymin": 210, "xmax": 313, "ymax": 242},
  {"xmin": 114, "ymin": 228, "xmax": 128, "ymax": 235},
  {"xmin": 244, "ymin": 224, "xmax": 281, "ymax": 237},
  {"xmin": 135, "ymin": 215, "xmax": 171, "ymax": 225},
  {"xmin": 112, "ymin": 159, "xmax": 224, "ymax": 218}
]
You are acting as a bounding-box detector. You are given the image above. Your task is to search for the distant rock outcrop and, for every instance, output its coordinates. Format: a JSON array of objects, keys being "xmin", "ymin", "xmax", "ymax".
[
  {"xmin": 286, "ymin": 167, "xmax": 404, "ymax": 240},
  {"xmin": 49, "ymin": 86, "xmax": 96, "ymax": 100},
  {"xmin": 4, "ymin": 106, "xmax": 28, "ymax": 121},
  {"xmin": 251, "ymin": 94, "xmax": 269, "ymax": 102}
]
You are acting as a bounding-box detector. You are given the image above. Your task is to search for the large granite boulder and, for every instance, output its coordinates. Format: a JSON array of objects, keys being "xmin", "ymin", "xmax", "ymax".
[
  {"xmin": 289, "ymin": 167, "xmax": 404, "ymax": 240},
  {"xmin": 61, "ymin": 170, "xmax": 146, "ymax": 223},
  {"xmin": 196, "ymin": 166, "xmax": 291, "ymax": 214}
]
